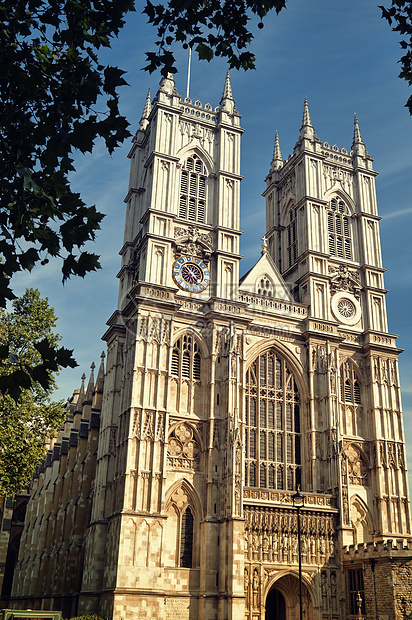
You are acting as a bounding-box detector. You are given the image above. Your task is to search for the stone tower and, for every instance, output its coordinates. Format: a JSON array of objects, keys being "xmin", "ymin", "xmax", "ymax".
[{"xmin": 7, "ymin": 75, "xmax": 412, "ymax": 620}]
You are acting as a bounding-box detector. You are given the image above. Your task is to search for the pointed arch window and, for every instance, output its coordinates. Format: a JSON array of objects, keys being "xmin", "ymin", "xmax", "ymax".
[
  {"xmin": 180, "ymin": 506, "xmax": 194, "ymax": 567},
  {"xmin": 328, "ymin": 197, "xmax": 352, "ymax": 260},
  {"xmin": 245, "ymin": 349, "xmax": 302, "ymax": 491},
  {"xmin": 179, "ymin": 155, "xmax": 207, "ymax": 223},
  {"xmin": 171, "ymin": 334, "xmax": 201, "ymax": 381},
  {"xmin": 340, "ymin": 360, "xmax": 363, "ymax": 437}
]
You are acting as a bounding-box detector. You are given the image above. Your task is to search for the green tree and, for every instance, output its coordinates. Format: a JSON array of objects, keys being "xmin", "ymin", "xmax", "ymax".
[
  {"xmin": 0, "ymin": 0, "xmax": 134, "ymax": 309},
  {"xmin": 143, "ymin": 0, "xmax": 287, "ymax": 74},
  {"xmin": 380, "ymin": 1, "xmax": 412, "ymax": 115},
  {"xmin": 0, "ymin": 288, "xmax": 69, "ymax": 496},
  {"xmin": 143, "ymin": 0, "xmax": 412, "ymax": 116}
]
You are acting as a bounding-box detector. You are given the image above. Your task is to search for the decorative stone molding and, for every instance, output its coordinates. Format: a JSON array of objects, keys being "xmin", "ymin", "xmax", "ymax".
[
  {"xmin": 173, "ymin": 224, "xmax": 213, "ymax": 261},
  {"xmin": 167, "ymin": 422, "xmax": 200, "ymax": 469},
  {"xmin": 329, "ymin": 264, "xmax": 362, "ymax": 297}
]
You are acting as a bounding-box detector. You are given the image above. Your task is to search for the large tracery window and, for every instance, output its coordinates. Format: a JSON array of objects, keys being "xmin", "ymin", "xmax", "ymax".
[
  {"xmin": 245, "ymin": 349, "xmax": 302, "ymax": 491},
  {"xmin": 179, "ymin": 154, "xmax": 207, "ymax": 223},
  {"xmin": 328, "ymin": 197, "xmax": 352, "ymax": 260}
]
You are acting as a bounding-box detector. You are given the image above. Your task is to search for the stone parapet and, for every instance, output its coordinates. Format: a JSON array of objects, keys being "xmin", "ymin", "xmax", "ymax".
[{"xmin": 343, "ymin": 538, "xmax": 412, "ymax": 561}]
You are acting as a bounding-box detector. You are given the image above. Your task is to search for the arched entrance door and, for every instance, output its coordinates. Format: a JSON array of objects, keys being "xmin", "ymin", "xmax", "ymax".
[{"xmin": 265, "ymin": 588, "xmax": 286, "ymax": 620}]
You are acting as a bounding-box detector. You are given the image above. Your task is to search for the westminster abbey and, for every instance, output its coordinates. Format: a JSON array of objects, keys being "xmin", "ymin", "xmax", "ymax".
[{"xmin": 2, "ymin": 72, "xmax": 412, "ymax": 620}]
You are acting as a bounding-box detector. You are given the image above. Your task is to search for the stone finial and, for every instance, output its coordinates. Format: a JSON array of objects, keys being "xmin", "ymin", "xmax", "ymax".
[
  {"xmin": 139, "ymin": 90, "xmax": 152, "ymax": 131},
  {"xmin": 220, "ymin": 70, "xmax": 235, "ymax": 113},
  {"xmin": 300, "ymin": 96, "xmax": 315, "ymax": 140},
  {"xmin": 261, "ymin": 235, "xmax": 268, "ymax": 255},
  {"xmin": 271, "ymin": 130, "xmax": 283, "ymax": 170}
]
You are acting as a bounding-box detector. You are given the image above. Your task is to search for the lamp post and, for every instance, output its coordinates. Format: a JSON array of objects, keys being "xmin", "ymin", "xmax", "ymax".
[{"xmin": 292, "ymin": 486, "xmax": 305, "ymax": 620}]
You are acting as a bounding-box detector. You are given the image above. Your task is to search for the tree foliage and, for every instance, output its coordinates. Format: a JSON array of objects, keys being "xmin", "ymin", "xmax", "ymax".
[
  {"xmin": 143, "ymin": 0, "xmax": 287, "ymax": 75},
  {"xmin": 380, "ymin": 0, "xmax": 412, "ymax": 114},
  {"xmin": 0, "ymin": 0, "xmax": 134, "ymax": 309},
  {"xmin": 0, "ymin": 288, "xmax": 69, "ymax": 496}
]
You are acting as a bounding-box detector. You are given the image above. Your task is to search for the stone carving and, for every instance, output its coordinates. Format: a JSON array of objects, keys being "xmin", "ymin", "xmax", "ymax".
[
  {"xmin": 243, "ymin": 506, "xmax": 337, "ymax": 565},
  {"xmin": 173, "ymin": 224, "xmax": 213, "ymax": 260},
  {"xmin": 167, "ymin": 422, "xmax": 200, "ymax": 469},
  {"xmin": 137, "ymin": 316, "xmax": 171, "ymax": 345},
  {"xmin": 345, "ymin": 444, "xmax": 368, "ymax": 486},
  {"xmin": 329, "ymin": 264, "xmax": 362, "ymax": 298},
  {"xmin": 142, "ymin": 411, "xmax": 155, "ymax": 440}
]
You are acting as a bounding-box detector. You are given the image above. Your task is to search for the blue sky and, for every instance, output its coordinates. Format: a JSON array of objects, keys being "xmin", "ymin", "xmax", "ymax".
[{"xmin": 14, "ymin": 1, "xmax": 412, "ymax": 473}]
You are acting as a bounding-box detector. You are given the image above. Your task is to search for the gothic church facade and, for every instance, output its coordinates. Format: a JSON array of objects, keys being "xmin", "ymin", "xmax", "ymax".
[{"xmin": 7, "ymin": 73, "xmax": 412, "ymax": 620}]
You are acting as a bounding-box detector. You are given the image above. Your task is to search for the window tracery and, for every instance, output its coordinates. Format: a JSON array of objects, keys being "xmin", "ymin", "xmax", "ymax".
[
  {"xmin": 167, "ymin": 423, "xmax": 200, "ymax": 469},
  {"xmin": 179, "ymin": 154, "xmax": 207, "ymax": 223},
  {"xmin": 327, "ymin": 197, "xmax": 352, "ymax": 260},
  {"xmin": 245, "ymin": 349, "xmax": 302, "ymax": 491},
  {"xmin": 257, "ymin": 275, "xmax": 274, "ymax": 297}
]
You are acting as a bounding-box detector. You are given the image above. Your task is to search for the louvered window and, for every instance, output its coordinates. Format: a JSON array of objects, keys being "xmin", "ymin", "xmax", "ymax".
[
  {"xmin": 287, "ymin": 207, "xmax": 298, "ymax": 267},
  {"xmin": 245, "ymin": 349, "xmax": 302, "ymax": 491},
  {"xmin": 328, "ymin": 197, "xmax": 352, "ymax": 259},
  {"xmin": 340, "ymin": 360, "xmax": 363, "ymax": 436},
  {"xmin": 179, "ymin": 155, "xmax": 207, "ymax": 223},
  {"xmin": 171, "ymin": 334, "xmax": 202, "ymax": 382}
]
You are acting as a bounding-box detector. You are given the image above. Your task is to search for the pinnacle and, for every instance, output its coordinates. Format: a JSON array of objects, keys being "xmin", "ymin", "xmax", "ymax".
[
  {"xmin": 271, "ymin": 130, "xmax": 283, "ymax": 170},
  {"xmin": 222, "ymin": 70, "xmax": 234, "ymax": 100},
  {"xmin": 301, "ymin": 96, "xmax": 313, "ymax": 129},
  {"xmin": 139, "ymin": 90, "xmax": 152, "ymax": 130},
  {"xmin": 352, "ymin": 113, "xmax": 364, "ymax": 147}
]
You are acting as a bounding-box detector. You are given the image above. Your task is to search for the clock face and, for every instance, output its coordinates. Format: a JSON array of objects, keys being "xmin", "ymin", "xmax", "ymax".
[{"xmin": 172, "ymin": 256, "xmax": 210, "ymax": 292}]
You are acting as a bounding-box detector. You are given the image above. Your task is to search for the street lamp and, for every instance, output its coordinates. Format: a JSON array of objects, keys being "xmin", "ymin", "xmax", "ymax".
[{"xmin": 292, "ymin": 486, "xmax": 305, "ymax": 620}]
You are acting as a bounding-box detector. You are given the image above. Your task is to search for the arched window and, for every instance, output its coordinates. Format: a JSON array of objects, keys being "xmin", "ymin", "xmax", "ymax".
[
  {"xmin": 179, "ymin": 155, "xmax": 207, "ymax": 223},
  {"xmin": 245, "ymin": 349, "xmax": 302, "ymax": 491},
  {"xmin": 340, "ymin": 360, "xmax": 363, "ymax": 436},
  {"xmin": 171, "ymin": 335, "xmax": 201, "ymax": 381},
  {"xmin": 165, "ymin": 488, "xmax": 197, "ymax": 569},
  {"xmin": 327, "ymin": 197, "xmax": 352, "ymax": 259}
]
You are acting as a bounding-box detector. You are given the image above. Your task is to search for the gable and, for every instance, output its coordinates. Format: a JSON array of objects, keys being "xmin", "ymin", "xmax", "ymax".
[{"xmin": 239, "ymin": 251, "xmax": 293, "ymax": 302}]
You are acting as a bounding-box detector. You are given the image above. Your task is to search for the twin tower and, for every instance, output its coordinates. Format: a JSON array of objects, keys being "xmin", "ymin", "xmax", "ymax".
[{"xmin": 11, "ymin": 72, "xmax": 412, "ymax": 619}]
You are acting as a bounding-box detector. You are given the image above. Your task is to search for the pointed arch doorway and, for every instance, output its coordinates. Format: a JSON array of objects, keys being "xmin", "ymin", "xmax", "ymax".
[{"xmin": 265, "ymin": 587, "xmax": 286, "ymax": 620}]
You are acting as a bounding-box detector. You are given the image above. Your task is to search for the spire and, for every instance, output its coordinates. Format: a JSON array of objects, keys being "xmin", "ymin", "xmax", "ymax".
[
  {"xmin": 300, "ymin": 96, "xmax": 315, "ymax": 140},
  {"xmin": 139, "ymin": 89, "xmax": 151, "ymax": 131},
  {"xmin": 352, "ymin": 113, "xmax": 364, "ymax": 147},
  {"xmin": 271, "ymin": 130, "xmax": 283, "ymax": 171},
  {"xmin": 220, "ymin": 70, "xmax": 235, "ymax": 113}
]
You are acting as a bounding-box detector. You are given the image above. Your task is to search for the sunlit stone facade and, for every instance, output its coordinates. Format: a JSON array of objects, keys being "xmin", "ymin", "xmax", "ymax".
[{"xmin": 7, "ymin": 73, "xmax": 412, "ymax": 620}]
